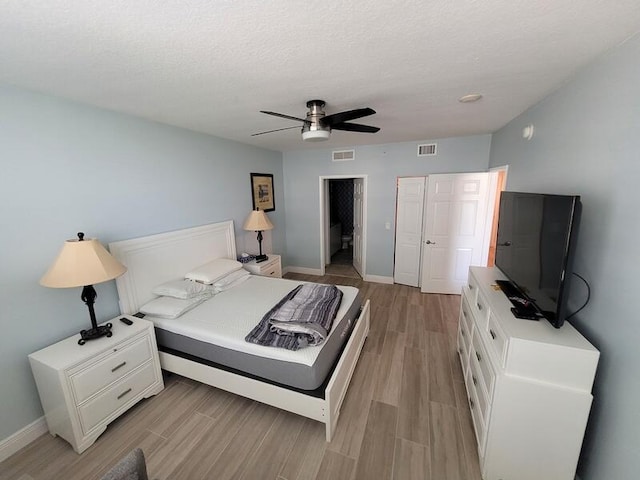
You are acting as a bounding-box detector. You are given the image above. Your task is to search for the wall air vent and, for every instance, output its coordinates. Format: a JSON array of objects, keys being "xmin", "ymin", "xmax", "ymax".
[
  {"xmin": 332, "ymin": 149, "xmax": 355, "ymax": 162},
  {"xmin": 418, "ymin": 143, "xmax": 437, "ymax": 156}
]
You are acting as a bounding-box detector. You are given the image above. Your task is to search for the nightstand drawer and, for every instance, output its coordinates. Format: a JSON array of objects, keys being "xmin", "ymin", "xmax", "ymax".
[
  {"xmin": 78, "ymin": 361, "xmax": 157, "ymax": 434},
  {"xmin": 71, "ymin": 335, "xmax": 152, "ymax": 403},
  {"xmin": 243, "ymin": 254, "xmax": 282, "ymax": 278},
  {"xmin": 261, "ymin": 263, "xmax": 281, "ymax": 277}
]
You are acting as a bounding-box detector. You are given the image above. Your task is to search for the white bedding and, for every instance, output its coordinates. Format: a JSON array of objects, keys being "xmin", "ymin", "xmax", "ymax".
[{"xmin": 146, "ymin": 275, "xmax": 360, "ymax": 366}]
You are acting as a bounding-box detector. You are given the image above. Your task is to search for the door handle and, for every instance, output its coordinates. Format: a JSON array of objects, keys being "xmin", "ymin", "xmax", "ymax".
[
  {"xmin": 425, "ymin": 240, "xmax": 436, "ymax": 245},
  {"xmin": 498, "ymin": 241, "xmax": 512, "ymax": 246}
]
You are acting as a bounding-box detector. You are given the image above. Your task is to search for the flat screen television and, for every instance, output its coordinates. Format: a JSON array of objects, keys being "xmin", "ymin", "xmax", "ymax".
[{"xmin": 495, "ymin": 191, "xmax": 582, "ymax": 328}]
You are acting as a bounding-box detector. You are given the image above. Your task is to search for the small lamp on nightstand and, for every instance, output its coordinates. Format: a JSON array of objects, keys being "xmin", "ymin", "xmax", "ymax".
[
  {"xmin": 243, "ymin": 208, "xmax": 274, "ymax": 263},
  {"xmin": 40, "ymin": 232, "xmax": 127, "ymax": 345}
]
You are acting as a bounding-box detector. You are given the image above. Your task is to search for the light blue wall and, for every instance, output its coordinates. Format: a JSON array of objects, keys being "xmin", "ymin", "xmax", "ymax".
[
  {"xmin": 0, "ymin": 86, "xmax": 283, "ymax": 440},
  {"xmin": 283, "ymin": 135, "xmax": 491, "ymax": 276},
  {"xmin": 489, "ymin": 35, "xmax": 640, "ymax": 480}
]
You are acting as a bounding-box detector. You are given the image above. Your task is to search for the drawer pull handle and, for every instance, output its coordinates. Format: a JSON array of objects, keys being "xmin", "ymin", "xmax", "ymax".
[
  {"xmin": 477, "ymin": 302, "xmax": 483, "ymax": 311},
  {"xmin": 469, "ymin": 284, "xmax": 474, "ymax": 290},
  {"xmin": 489, "ymin": 329, "xmax": 496, "ymax": 340},
  {"xmin": 472, "ymin": 375, "xmax": 478, "ymax": 386},
  {"xmin": 469, "ymin": 398, "xmax": 475, "ymax": 409},
  {"xmin": 117, "ymin": 388, "xmax": 132, "ymax": 400},
  {"xmin": 111, "ymin": 361, "xmax": 127, "ymax": 373},
  {"xmin": 475, "ymin": 351, "xmax": 481, "ymax": 362}
]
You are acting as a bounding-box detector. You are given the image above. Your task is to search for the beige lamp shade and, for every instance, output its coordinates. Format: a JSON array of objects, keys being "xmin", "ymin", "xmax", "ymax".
[
  {"xmin": 40, "ymin": 236, "xmax": 127, "ymax": 288},
  {"xmin": 243, "ymin": 209, "xmax": 274, "ymax": 231}
]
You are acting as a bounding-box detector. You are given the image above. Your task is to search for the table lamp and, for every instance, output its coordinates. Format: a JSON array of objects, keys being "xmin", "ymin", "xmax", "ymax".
[
  {"xmin": 243, "ymin": 208, "xmax": 274, "ymax": 262},
  {"xmin": 40, "ymin": 232, "xmax": 127, "ymax": 345}
]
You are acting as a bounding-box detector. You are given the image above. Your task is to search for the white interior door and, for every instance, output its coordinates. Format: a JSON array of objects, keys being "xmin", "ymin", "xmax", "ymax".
[
  {"xmin": 353, "ymin": 178, "xmax": 364, "ymax": 276},
  {"xmin": 420, "ymin": 173, "xmax": 492, "ymax": 294},
  {"xmin": 393, "ymin": 176, "xmax": 426, "ymax": 286}
]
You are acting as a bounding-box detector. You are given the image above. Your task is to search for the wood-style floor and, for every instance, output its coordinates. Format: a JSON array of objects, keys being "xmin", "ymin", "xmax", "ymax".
[
  {"xmin": 325, "ymin": 247, "xmax": 360, "ymax": 279},
  {"xmin": 0, "ymin": 273, "xmax": 481, "ymax": 480}
]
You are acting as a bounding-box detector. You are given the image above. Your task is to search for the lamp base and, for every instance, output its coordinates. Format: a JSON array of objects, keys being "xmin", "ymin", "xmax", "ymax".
[
  {"xmin": 78, "ymin": 323, "xmax": 113, "ymax": 345},
  {"xmin": 255, "ymin": 254, "xmax": 269, "ymax": 263}
]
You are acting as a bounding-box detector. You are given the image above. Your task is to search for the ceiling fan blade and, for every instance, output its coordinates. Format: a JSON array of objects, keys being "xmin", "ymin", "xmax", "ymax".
[
  {"xmin": 251, "ymin": 125, "xmax": 301, "ymax": 136},
  {"xmin": 260, "ymin": 111, "xmax": 310, "ymax": 124},
  {"xmin": 331, "ymin": 122, "xmax": 380, "ymax": 133},
  {"xmin": 322, "ymin": 107, "xmax": 376, "ymax": 127}
]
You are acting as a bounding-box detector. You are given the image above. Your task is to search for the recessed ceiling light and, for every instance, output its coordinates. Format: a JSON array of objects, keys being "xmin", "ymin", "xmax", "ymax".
[{"xmin": 459, "ymin": 94, "xmax": 483, "ymax": 103}]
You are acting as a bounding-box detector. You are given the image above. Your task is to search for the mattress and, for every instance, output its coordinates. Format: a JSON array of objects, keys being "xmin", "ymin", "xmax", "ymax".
[{"xmin": 148, "ymin": 276, "xmax": 362, "ymax": 390}]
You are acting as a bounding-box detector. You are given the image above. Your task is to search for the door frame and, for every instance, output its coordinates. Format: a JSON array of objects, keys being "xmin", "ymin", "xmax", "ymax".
[
  {"xmin": 487, "ymin": 165, "xmax": 509, "ymax": 266},
  {"xmin": 318, "ymin": 174, "xmax": 368, "ymax": 276}
]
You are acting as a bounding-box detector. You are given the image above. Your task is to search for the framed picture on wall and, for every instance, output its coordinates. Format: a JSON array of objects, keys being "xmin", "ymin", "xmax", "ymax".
[{"xmin": 250, "ymin": 173, "xmax": 275, "ymax": 212}]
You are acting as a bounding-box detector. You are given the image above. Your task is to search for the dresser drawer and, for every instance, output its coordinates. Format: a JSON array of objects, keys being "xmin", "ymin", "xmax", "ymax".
[
  {"xmin": 71, "ymin": 335, "xmax": 152, "ymax": 403},
  {"xmin": 78, "ymin": 361, "xmax": 157, "ymax": 434},
  {"xmin": 457, "ymin": 328, "xmax": 469, "ymax": 374},
  {"xmin": 487, "ymin": 312, "xmax": 507, "ymax": 365},
  {"xmin": 466, "ymin": 273, "xmax": 480, "ymax": 304},
  {"xmin": 469, "ymin": 351, "xmax": 490, "ymax": 420},
  {"xmin": 460, "ymin": 295, "xmax": 474, "ymax": 342},
  {"xmin": 471, "ymin": 330, "xmax": 496, "ymax": 399},
  {"xmin": 471, "ymin": 289, "xmax": 490, "ymax": 327},
  {"xmin": 466, "ymin": 370, "xmax": 487, "ymax": 453}
]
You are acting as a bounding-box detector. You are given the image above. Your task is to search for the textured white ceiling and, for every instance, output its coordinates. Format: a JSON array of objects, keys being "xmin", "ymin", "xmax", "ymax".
[{"xmin": 2, "ymin": 1, "xmax": 639, "ymax": 152}]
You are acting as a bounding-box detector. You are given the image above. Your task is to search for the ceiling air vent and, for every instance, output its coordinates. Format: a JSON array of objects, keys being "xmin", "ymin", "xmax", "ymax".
[
  {"xmin": 332, "ymin": 149, "xmax": 355, "ymax": 162},
  {"xmin": 418, "ymin": 143, "xmax": 437, "ymax": 156}
]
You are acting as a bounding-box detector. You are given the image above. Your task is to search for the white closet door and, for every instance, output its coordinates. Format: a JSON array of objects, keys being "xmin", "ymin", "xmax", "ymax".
[
  {"xmin": 420, "ymin": 173, "xmax": 491, "ymax": 294},
  {"xmin": 393, "ymin": 176, "xmax": 426, "ymax": 286}
]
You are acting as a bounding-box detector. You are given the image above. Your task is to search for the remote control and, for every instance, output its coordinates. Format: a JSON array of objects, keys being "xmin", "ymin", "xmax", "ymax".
[{"xmin": 120, "ymin": 317, "xmax": 133, "ymax": 326}]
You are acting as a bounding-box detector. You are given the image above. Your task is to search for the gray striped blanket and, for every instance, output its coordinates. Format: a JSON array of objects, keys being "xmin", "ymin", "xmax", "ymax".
[{"xmin": 245, "ymin": 283, "xmax": 343, "ymax": 350}]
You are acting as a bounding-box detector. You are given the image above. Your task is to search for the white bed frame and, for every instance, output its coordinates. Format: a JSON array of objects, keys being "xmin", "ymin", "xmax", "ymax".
[{"xmin": 109, "ymin": 221, "xmax": 370, "ymax": 441}]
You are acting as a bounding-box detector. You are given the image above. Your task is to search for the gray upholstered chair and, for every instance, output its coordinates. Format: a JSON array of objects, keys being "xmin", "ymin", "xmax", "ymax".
[{"xmin": 100, "ymin": 448, "xmax": 148, "ymax": 480}]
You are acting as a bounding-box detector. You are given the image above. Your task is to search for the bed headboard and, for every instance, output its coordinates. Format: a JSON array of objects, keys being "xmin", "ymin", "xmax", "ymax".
[{"xmin": 109, "ymin": 221, "xmax": 237, "ymax": 314}]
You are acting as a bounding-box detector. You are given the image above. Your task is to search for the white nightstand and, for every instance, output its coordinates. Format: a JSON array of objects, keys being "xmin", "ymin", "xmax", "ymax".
[
  {"xmin": 28, "ymin": 316, "xmax": 164, "ymax": 453},
  {"xmin": 243, "ymin": 254, "xmax": 282, "ymax": 278}
]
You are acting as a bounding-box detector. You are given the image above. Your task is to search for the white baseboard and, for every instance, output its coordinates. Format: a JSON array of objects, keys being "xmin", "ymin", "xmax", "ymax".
[
  {"xmin": 363, "ymin": 274, "xmax": 394, "ymax": 284},
  {"xmin": 285, "ymin": 266, "xmax": 324, "ymax": 276},
  {"xmin": 0, "ymin": 417, "xmax": 48, "ymax": 462}
]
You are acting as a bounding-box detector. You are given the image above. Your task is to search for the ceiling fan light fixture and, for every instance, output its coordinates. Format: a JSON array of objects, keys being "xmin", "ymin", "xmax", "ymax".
[
  {"xmin": 255, "ymin": 99, "xmax": 378, "ymax": 141},
  {"xmin": 458, "ymin": 93, "xmax": 483, "ymax": 103},
  {"xmin": 302, "ymin": 119, "xmax": 331, "ymax": 141},
  {"xmin": 302, "ymin": 129, "xmax": 331, "ymax": 141}
]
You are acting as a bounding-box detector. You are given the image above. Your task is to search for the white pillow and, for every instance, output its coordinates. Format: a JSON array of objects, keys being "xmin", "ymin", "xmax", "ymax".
[
  {"xmin": 213, "ymin": 269, "xmax": 250, "ymax": 288},
  {"xmin": 214, "ymin": 272, "xmax": 251, "ymax": 292},
  {"xmin": 139, "ymin": 295, "xmax": 209, "ymax": 319},
  {"xmin": 185, "ymin": 258, "xmax": 243, "ymax": 284},
  {"xmin": 152, "ymin": 279, "xmax": 212, "ymax": 299}
]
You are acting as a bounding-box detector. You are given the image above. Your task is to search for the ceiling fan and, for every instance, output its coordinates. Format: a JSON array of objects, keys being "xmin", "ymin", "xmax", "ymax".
[{"xmin": 252, "ymin": 100, "xmax": 380, "ymax": 141}]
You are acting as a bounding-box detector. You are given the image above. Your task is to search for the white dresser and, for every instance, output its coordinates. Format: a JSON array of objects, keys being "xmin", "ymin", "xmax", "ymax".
[
  {"xmin": 242, "ymin": 254, "xmax": 282, "ymax": 278},
  {"xmin": 29, "ymin": 316, "xmax": 164, "ymax": 453},
  {"xmin": 458, "ymin": 266, "xmax": 599, "ymax": 480}
]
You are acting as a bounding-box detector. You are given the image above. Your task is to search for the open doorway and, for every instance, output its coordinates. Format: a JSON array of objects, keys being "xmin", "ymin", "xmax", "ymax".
[
  {"xmin": 319, "ymin": 175, "xmax": 367, "ymax": 279},
  {"xmin": 327, "ymin": 179, "xmax": 355, "ymax": 269},
  {"xmin": 487, "ymin": 165, "xmax": 509, "ymax": 266}
]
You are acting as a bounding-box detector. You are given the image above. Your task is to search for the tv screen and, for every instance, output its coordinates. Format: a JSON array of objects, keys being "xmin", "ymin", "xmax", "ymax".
[{"xmin": 495, "ymin": 191, "xmax": 581, "ymax": 328}]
